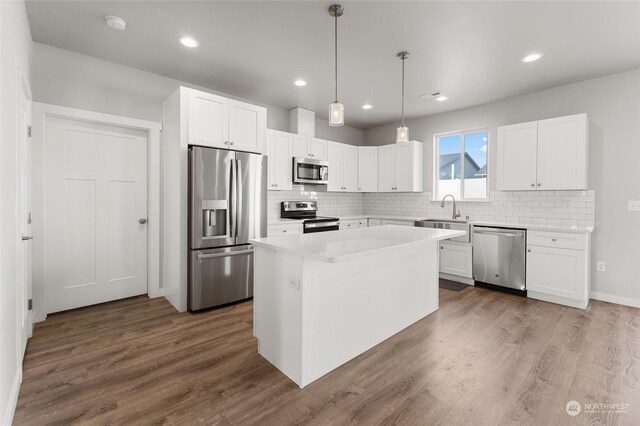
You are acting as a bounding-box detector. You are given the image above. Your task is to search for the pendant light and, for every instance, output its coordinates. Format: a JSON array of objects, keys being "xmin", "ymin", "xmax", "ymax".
[
  {"xmin": 396, "ymin": 51, "xmax": 410, "ymax": 143},
  {"xmin": 328, "ymin": 4, "xmax": 344, "ymax": 127}
]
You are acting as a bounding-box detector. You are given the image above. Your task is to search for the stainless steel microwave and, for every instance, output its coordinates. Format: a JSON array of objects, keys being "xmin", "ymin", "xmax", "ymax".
[{"xmin": 293, "ymin": 157, "xmax": 329, "ymax": 185}]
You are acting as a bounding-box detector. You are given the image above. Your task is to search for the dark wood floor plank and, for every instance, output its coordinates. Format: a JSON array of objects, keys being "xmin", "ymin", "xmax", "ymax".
[{"xmin": 14, "ymin": 287, "xmax": 640, "ymax": 426}]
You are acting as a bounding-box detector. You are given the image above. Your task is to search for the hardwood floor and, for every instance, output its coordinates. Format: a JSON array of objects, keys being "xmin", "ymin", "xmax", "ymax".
[{"xmin": 14, "ymin": 286, "xmax": 640, "ymax": 425}]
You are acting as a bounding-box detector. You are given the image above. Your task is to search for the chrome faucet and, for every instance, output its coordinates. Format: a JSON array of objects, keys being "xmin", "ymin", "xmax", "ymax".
[{"xmin": 440, "ymin": 194, "xmax": 461, "ymax": 220}]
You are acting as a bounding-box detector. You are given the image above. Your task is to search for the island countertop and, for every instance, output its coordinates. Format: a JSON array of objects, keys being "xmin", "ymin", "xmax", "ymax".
[{"xmin": 250, "ymin": 225, "xmax": 465, "ymax": 263}]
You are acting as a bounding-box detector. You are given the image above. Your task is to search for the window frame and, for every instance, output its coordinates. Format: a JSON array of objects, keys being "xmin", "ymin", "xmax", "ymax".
[{"xmin": 432, "ymin": 127, "xmax": 490, "ymax": 202}]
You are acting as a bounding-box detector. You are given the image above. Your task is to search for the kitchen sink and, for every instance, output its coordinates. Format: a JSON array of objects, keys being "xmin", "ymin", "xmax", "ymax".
[{"xmin": 414, "ymin": 219, "xmax": 471, "ymax": 243}]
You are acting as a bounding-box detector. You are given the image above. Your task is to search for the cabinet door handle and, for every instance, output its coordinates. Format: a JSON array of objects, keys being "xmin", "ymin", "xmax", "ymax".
[
  {"xmin": 531, "ymin": 183, "xmax": 535, "ymax": 187},
  {"xmin": 527, "ymin": 249, "xmax": 532, "ymax": 252},
  {"xmin": 551, "ymin": 238, "xmax": 557, "ymax": 242},
  {"xmin": 537, "ymin": 183, "xmax": 541, "ymax": 187}
]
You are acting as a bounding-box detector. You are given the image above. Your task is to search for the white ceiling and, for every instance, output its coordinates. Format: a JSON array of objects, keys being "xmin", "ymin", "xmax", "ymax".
[{"xmin": 25, "ymin": 1, "xmax": 640, "ymax": 129}]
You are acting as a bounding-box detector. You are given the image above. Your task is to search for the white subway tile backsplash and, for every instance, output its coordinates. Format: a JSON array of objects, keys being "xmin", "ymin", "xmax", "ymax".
[{"xmin": 268, "ymin": 188, "xmax": 595, "ymax": 228}]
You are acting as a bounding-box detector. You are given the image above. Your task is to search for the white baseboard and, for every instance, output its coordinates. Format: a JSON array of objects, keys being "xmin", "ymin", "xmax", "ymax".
[
  {"xmin": 591, "ymin": 292, "xmax": 640, "ymax": 308},
  {"xmin": 2, "ymin": 369, "xmax": 22, "ymax": 426}
]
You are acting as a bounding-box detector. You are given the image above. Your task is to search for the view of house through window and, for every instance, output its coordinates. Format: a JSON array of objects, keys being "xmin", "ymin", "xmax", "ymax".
[{"xmin": 435, "ymin": 129, "xmax": 488, "ymax": 200}]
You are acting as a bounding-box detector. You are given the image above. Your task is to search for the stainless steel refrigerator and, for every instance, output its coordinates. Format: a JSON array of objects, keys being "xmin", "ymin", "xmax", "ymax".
[{"xmin": 188, "ymin": 146, "xmax": 267, "ymax": 311}]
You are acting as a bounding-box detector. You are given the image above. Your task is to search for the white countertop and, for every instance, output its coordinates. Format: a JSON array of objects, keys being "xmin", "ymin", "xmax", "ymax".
[{"xmin": 251, "ymin": 225, "xmax": 465, "ymax": 263}]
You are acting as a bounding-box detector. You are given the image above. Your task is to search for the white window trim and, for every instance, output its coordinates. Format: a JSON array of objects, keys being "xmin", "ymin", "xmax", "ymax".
[{"xmin": 432, "ymin": 127, "xmax": 489, "ymax": 202}]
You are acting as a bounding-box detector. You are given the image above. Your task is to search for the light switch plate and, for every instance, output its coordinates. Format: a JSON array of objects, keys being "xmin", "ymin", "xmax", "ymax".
[
  {"xmin": 288, "ymin": 278, "xmax": 300, "ymax": 291},
  {"xmin": 629, "ymin": 200, "xmax": 640, "ymax": 211},
  {"xmin": 597, "ymin": 261, "xmax": 606, "ymax": 272}
]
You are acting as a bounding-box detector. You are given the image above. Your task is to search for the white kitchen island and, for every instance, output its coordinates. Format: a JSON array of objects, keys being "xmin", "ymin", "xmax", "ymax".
[{"xmin": 250, "ymin": 225, "xmax": 465, "ymax": 388}]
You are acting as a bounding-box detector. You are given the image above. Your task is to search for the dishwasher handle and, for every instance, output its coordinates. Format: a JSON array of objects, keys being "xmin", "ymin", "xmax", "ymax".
[{"xmin": 473, "ymin": 229, "xmax": 525, "ymax": 238}]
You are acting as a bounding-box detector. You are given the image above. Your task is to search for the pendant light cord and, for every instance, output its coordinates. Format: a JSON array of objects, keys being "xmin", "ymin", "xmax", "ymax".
[
  {"xmin": 334, "ymin": 11, "xmax": 338, "ymax": 103},
  {"xmin": 401, "ymin": 55, "xmax": 405, "ymax": 127}
]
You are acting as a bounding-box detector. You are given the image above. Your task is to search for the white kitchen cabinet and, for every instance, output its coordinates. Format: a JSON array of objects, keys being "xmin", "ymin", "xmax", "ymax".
[
  {"xmin": 357, "ymin": 218, "xmax": 368, "ymax": 228},
  {"xmin": 537, "ymin": 114, "xmax": 588, "ymax": 190},
  {"xmin": 339, "ymin": 219, "xmax": 359, "ymax": 230},
  {"xmin": 327, "ymin": 141, "xmax": 358, "ymax": 192},
  {"xmin": 496, "ymin": 121, "xmax": 538, "ymax": 190},
  {"xmin": 187, "ymin": 89, "xmax": 229, "ymax": 148},
  {"xmin": 268, "ymin": 222, "xmax": 303, "ymax": 236},
  {"xmin": 368, "ymin": 219, "xmax": 382, "ymax": 227},
  {"xmin": 439, "ymin": 242, "xmax": 473, "ymax": 279},
  {"xmin": 228, "ymin": 99, "xmax": 266, "ymax": 153},
  {"xmin": 293, "ymin": 135, "xmax": 327, "ymax": 160},
  {"xmin": 357, "ymin": 147, "xmax": 378, "ymax": 192},
  {"xmin": 265, "ymin": 129, "xmax": 293, "ymax": 191},
  {"xmin": 377, "ymin": 141, "xmax": 423, "ymax": 192},
  {"xmin": 186, "ymin": 88, "xmax": 266, "ymax": 154},
  {"xmin": 310, "ymin": 138, "xmax": 328, "ymax": 160},
  {"xmin": 496, "ymin": 114, "xmax": 588, "ymax": 191},
  {"xmin": 526, "ymin": 230, "xmax": 591, "ymax": 309}
]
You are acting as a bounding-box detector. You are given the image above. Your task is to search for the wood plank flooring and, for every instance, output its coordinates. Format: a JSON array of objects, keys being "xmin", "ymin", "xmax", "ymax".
[{"xmin": 14, "ymin": 286, "xmax": 640, "ymax": 425}]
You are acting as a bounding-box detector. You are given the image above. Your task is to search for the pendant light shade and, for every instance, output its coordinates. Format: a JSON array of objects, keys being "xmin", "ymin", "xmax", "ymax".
[
  {"xmin": 396, "ymin": 51, "xmax": 410, "ymax": 143},
  {"xmin": 328, "ymin": 4, "xmax": 344, "ymax": 127},
  {"xmin": 329, "ymin": 101, "xmax": 344, "ymax": 127}
]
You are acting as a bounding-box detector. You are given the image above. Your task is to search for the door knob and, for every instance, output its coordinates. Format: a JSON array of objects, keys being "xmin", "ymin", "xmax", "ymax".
[{"xmin": 139, "ymin": 218, "xmax": 147, "ymax": 224}]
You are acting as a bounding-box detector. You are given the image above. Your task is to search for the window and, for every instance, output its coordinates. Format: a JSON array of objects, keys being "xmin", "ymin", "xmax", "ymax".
[{"xmin": 434, "ymin": 129, "xmax": 488, "ymax": 200}]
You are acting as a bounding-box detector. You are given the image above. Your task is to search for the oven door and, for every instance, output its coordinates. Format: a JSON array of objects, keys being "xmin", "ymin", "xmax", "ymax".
[
  {"xmin": 304, "ymin": 221, "xmax": 340, "ymax": 234},
  {"xmin": 293, "ymin": 157, "xmax": 329, "ymax": 185}
]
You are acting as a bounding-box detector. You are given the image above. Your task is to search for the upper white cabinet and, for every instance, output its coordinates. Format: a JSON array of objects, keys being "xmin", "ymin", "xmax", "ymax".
[
  {"xmin": 265, "ymin": 129, "xmax": 293, "ymax": 191},
  {"xmin": 377, "ymin": 141, "xmax": 423, "ymax": 192},
  {"xmin": 187, "ymin": 90, "xmax": 229, "ymax": 148},
  {"xmin": 357, "ymin": 147, "xmax": 378, "ymax": 192},
  {"xmin": 293, "ymin": 135, "xmax": 327, "ymax": 160},
  {"xmin": 497, "ymin": 113, "xmax": 588, "ymax": 191},
  {"xmin": 496, "ymin": 121, "xmax": 538, "ymax": 190},
  {"xmin": 537, "ymin": 114, "xmax": 588, "ymax": 190},
  {"xmin": 186, "ymin": 88, "xmax": 266, "ymax": 153},
  {"xmin": 327, "ymin": 141, "xmax": 358, "ymax": 192},
  {"xmin": 228, "ymin": 99, "xmax": 267, "ymax": 153}
]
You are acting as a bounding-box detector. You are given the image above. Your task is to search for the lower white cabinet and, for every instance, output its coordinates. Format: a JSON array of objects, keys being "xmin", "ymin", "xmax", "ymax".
[
  {"xmin": 357, "ymin": 219, "xmax": 368, "ymax": 228},
  {"xmin": 268, "ymin": 223, "xmax": 303, "ymax": 236},
  {"xmin": 439, "ymin": 242, "xmax": 473, "ymax": 279},
  {"xmin": 526, "ymin": 230, "xmax": 590, "ymax": 309},
  {"xmin": 339, "ymin": 219, "xmax": 359, "ymax": 230},
  {"xmin": 368, "ymin": 219, "xmax": 382, "ymax": 227}
]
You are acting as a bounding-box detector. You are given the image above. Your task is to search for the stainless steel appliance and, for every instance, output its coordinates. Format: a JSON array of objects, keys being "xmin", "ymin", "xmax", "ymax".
[
  {"xmin": 292, "ymin": 157, "xmax": 329, "ymax": 185},
  {"xmin": 414, "ymin": 219, "xmax": 471, "ymax": 243},
  {"xmin": 473, "ymin": 226, "xmax": 526, "ymax": 291},
  {"xmin": 281, "ymin": 201, "xmax": 339, "ymax": 233},
  {"xmin": 188, "ymin": 146, "xmax": 267, "ymax": 311}
]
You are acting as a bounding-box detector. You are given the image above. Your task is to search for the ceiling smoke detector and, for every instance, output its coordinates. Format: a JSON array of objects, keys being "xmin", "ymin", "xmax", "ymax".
[{"xmin": 105, "ymin": 15, "xmax": 126, "ymax": 31}]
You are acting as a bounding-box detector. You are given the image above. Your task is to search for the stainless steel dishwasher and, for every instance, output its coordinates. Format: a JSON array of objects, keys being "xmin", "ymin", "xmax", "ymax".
[{"xmin": 473, "ymin": 226, "xmax": 526, "ymax": 291}]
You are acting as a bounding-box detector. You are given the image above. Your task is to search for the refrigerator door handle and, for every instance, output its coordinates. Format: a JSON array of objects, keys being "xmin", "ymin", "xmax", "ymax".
[
  {"xmin": 230, "ymin": 158, "xmax": 237, "ymax": 239},
  {"xmin": 235, "ymin": 159, "xmax": 243, "ymax": 237}
]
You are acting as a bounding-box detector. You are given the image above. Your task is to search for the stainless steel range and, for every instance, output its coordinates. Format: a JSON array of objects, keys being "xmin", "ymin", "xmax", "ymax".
[{"xmin": 281, "ymin": 201, "xmax": 339, "ymax": 233}]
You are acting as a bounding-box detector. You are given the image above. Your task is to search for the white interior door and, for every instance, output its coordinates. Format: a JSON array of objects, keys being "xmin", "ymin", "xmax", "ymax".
[
  {"xmin": 18, "ymin": 80, "xmax": 32, "ymax": 354},
  {"xmin": 44, "ymin": 117, "xmax": 148, "ymax": 313}
]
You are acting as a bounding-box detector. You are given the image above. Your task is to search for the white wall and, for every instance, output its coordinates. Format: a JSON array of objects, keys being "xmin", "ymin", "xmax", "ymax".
[
  {"xmin": 0, "ymin": 1, "xmax": 32, "ymax": 424},
  {"xmin": 33, "ymin": 43, "xmax": 364, "ymax": 145},
  {"xmin": 365, "ymin": 69, "xmax": 640, "ymax": 304}
]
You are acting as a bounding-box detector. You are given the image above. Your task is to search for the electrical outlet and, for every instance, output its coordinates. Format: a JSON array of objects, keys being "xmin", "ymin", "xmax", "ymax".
[
  {"xmin": 597, "ymin": 261, "xmax": 606, "ymax": 272},
  {"xmin": 288, "ymin": 278, "xmax": 300, "ymax": 291},
  {"xmin": 629, "ymin": 200, "xmax": 640, "ymax": 211}
]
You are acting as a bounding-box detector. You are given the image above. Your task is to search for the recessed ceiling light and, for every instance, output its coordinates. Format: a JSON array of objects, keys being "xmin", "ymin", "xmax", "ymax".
[
  {"xmin": 105, "ymin": 15, "xmax": 126, "ymax": 31},
  {"xmin": 362, "ymin": 104, "xmax": 373, "ymax": 110},
  {"xmin": 294, "ymin": 79, "xmax": 307, "ymax": 87},
  {"xmin": 436, "ymin": 96, "xmax": 448, "ymax": 102},
  {"xmin": 522, "ymin": 52, "xmax": 543, "ymax": 63},
  {"xmin": 180, "ymin": 37, "xmax": 199, "ymax": 48}
]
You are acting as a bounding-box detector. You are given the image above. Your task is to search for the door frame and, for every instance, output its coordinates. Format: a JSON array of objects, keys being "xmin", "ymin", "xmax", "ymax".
[{"xmin": 31, "ymin": 102, "xmax": 162, "ymax": 322}]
